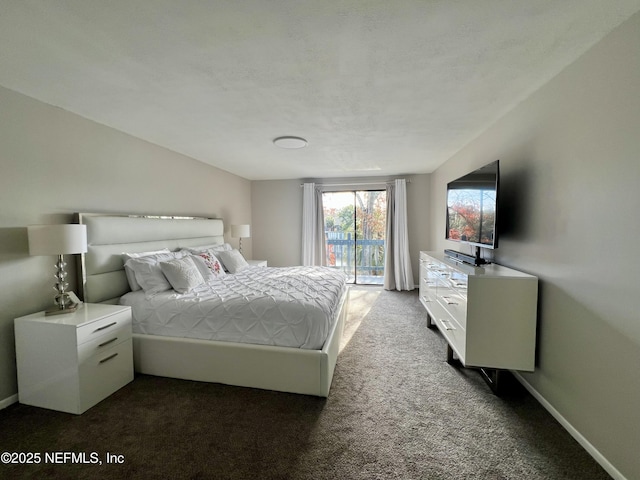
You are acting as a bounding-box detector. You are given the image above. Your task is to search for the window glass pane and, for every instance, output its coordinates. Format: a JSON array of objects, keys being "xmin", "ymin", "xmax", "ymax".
[
  {"xmin": 355, "ymin": 191, "xmax": 386, "ymax": 285},
  {"xmin": 323, "ymin": 190, "xmax": 386, "ymax": 285}
]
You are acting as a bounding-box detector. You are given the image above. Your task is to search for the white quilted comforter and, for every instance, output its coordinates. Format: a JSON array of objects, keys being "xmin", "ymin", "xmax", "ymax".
[{"xmin": 120, "ymin": 266, "xmax": 347, "ymax": 350}]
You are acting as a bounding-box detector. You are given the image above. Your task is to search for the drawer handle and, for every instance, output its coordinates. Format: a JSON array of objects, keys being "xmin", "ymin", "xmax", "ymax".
[
  {"xmin": 99, "ymin": 353, "xmax": 119, "ymax": 364},
  {"xmin": 440, "ymin": 319, "xmax": 455, "ymax": 331},
  {"xmin": 441, "ymin": 296, "xmax": 458, "ymax": 305},
  {"xmin": 95, "ymin": 321, "xmax": 117, "ymax": 332},
  {"xmin": 421, "ymin": 296, "xmax": 431, "ymax": 303},
  {"xmin": 98, "ymin": 337, "xmax": 118, "ymax": 348}
]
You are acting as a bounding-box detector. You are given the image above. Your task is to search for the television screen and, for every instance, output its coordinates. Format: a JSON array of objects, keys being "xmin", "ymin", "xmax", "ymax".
[{"xmin": 446, "ymin": 160, "xmax": 499, "ymax": 249}]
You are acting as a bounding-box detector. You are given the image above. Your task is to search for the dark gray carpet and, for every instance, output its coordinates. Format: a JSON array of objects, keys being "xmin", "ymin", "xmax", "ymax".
[{"xmin": 0, "ymin": 289, "xmax": 610, "ymax": 479}]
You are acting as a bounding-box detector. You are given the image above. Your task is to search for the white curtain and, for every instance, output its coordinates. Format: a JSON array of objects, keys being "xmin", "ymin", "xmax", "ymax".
[
  {"xmin": 301, "ymin": 183, "xmax": 326, "ymax": 266},
  {"xmin": 384, "ymin": 179, "xmax": 415, "ymax": 291}
]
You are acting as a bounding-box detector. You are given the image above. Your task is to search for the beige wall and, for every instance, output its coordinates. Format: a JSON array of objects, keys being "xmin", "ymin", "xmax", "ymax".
[
  {"xmin": 430, "ymin": 12, "xmax": 640, "ymax": 480},
  {"xmin": 251, "ymin": 174, "xmax": 431, "ymax": 278},
  {"xmin": 0, "ymin": 86, "xmax": 251, "ymax": 403},
  {"xmin": 251, "ymin": 180, "xmax": 303, "ymax": 266}
]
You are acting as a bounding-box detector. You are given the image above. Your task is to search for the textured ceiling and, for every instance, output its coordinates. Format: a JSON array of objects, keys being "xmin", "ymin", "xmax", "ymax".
[{"xmin": 1, "ymin": 1, "xmax": 639, "ymax": 180}]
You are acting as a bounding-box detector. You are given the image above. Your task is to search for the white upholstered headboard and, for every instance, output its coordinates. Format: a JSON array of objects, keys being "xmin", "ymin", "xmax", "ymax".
[{"xmin": 76, "ymin": 213, "xmax": 225, "ymax": 304}]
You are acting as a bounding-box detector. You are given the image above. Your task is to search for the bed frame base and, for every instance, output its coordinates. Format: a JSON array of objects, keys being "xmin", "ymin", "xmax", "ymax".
[{"xmin": 132, "ymin": 288, "xmax": 349, "ymax": 397}]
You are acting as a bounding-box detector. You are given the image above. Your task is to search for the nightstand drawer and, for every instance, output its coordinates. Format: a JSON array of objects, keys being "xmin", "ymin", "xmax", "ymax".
[
  {"xmin": 76, "ymin": 309, "xmax": 131, "ymax": 345},
  {"xmin": 78, "ymin": 325, "xmax": 131, "ymax": 364},
  {"xmin": 78, "ymin": 339, "xmax": 134, "ymax": 412}
]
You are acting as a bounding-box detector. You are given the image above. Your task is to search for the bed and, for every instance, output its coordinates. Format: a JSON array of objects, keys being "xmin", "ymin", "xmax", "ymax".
[{"xmin": 76, "ymin": 212, "xmax": 349, "ymax": 397}]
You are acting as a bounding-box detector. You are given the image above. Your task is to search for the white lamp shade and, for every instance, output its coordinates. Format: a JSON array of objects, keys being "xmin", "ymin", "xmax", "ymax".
[
  {"xmin": 231, "ymin": 224, "xmax": 251, "ymax": 239},
  {"xmin": 28, "ymin": 224, "xmax": 88, "ymax": 256}
]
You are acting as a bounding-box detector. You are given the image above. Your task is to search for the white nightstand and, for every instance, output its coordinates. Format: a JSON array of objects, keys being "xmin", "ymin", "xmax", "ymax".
[
  {"xmin": 247, "ymin": 260, "xmax": 267, "ymax": 267},
  {"xmin": 14, "ymin": 303, "xmax": 134, "ymax": 414}
]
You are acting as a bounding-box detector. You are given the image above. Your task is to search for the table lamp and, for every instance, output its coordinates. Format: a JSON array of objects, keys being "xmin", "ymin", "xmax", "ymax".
[
  {"xmin": 231, "ymin": 224, "xmax": 250, "ymax": 255},
  {"xmin": 28, "ymin": 224, "xmax": 88, "ymax": 315}
]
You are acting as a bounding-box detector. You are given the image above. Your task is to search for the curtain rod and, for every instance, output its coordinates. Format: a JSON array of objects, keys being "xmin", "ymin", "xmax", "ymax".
[{"xmin": 300, "ymin": 179, "xmax": 411, "ymax": 187}]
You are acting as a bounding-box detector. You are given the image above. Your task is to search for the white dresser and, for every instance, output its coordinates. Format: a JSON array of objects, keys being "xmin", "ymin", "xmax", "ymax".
[
  {"xmin": 15, "ymin": 303, "xmax": 134, "ymax": 414},
  {"xmin": 419, "ymin": 251, "xmax": 538, "ymax": 372}
]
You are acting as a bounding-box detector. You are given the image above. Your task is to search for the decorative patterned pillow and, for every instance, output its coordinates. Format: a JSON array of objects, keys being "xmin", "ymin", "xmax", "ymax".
[
  {"xmin": 193, "ymin": 251, "xmax": 226, "ymax": 279},
  {"xmin": 217, "ymin": 249, "xmax": 249, "ymax": 274},
  {"xmin": 159, "ymin": 256, "xmax": 205, "ymax": 294}
]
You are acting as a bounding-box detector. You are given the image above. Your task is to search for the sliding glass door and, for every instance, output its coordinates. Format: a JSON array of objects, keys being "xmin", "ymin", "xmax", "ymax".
[{"xmin": 323, "ymin": 190, "xmax": 387, "ymax": 285}]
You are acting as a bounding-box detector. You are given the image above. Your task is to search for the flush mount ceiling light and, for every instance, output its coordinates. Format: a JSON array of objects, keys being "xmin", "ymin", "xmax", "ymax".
[{"xmin": 273, "ymin": 136, "xmax": 308, "ymax": 149}]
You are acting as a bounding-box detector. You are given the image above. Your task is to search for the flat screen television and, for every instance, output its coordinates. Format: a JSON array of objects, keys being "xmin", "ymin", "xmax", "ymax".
[{"xmin": 445, "ymin": 160, "xmax": 500, "ymax": 252}]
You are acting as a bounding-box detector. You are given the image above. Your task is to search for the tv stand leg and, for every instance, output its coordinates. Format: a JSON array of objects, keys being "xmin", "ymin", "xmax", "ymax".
[
  {"xmin": 479, "ymin": 367, "xmax": 506, "ymax": 396},
  {"xmin": 446, "ymin": 344, "xmax": 461, "ymax": 366},
  {"xmin": 427, "ymin": 314, "xmax": 436, "ymax": 329},
  {"xmin": 444, "ymin": 344, "xmax": 509, "ymax": 396}
]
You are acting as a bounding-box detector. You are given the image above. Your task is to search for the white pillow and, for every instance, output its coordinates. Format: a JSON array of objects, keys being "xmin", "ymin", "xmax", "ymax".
[
  {"xmin": 217, "ymin": 249, "xmax": 249, "ymax": 274},
  {"xmin": 191, "ymin": 251, "xmax": 226, "ymax": 279},
  {"xmin": 160, "ymin": 256, "xmax": 205, "ymax": 294},
  {"xmin": 125, "ymin": 256, "xmax": 174, "ymax": 297},
  {"xmin": 121, "ymin": 249, "xmax": 171, "ymax": 291}
]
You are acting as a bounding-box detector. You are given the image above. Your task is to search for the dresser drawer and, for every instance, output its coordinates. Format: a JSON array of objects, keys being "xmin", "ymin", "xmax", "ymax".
[
  {"xmin": 76, "ymin": 309, "xmax": 131, "ymax": 345},
  {"xmin": 448, "ymin": 271, "xmax": 468, "ymax": 294},
  {"xmin": 78, "ymin": 339, "xmax": 134, "ymax": 412},
  {"xmin": 437, "ymin": 292, "xmax": 467, "ymax": 329},
  {"xmin": 420, "ymin": 291, "xmax": 437, "ymax": 306},
  {"xmin": 434, "ymin": 315, "xmax": 466, "ymax": 364}
]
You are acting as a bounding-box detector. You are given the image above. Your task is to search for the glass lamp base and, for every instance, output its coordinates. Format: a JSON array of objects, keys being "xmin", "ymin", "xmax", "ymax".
[{"xmin": 45, "ymin": 305, "xmax": 79, "ymax": 316}]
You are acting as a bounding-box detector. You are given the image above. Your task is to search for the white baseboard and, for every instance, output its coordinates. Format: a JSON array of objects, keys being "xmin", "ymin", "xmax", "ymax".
[
  {"xmin": 0, "ymin": 393, "xmax": 18, "ymax": 410},
  {"xmin": 512, "ymin": 372, "xmax": 626, "ymax": 480}
]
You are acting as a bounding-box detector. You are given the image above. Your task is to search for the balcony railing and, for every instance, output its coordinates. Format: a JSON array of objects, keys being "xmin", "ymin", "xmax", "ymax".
[{"xmin": 326, "ymin": 232, "xmax": 385, "ymax": 283}]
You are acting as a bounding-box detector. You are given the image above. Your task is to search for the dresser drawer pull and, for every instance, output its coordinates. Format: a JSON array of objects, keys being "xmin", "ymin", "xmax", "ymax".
[
  {"xmin": 98, "ymin": 337, "xmax": 118, "ymax": 348},
  {"xmin": 441, "ymin": 296, "xmax": 458, "ymax": 305},
  {"xmin": 440, "ymin": 319, "xmax": 456, "ymax": 331},
  {"xmin": 99, "ymin": 353, "xmax": 119, "ymax": 364},
  {"xmin": 95, "ymin": 321, "xmax": 117, "ymax": 332}
]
